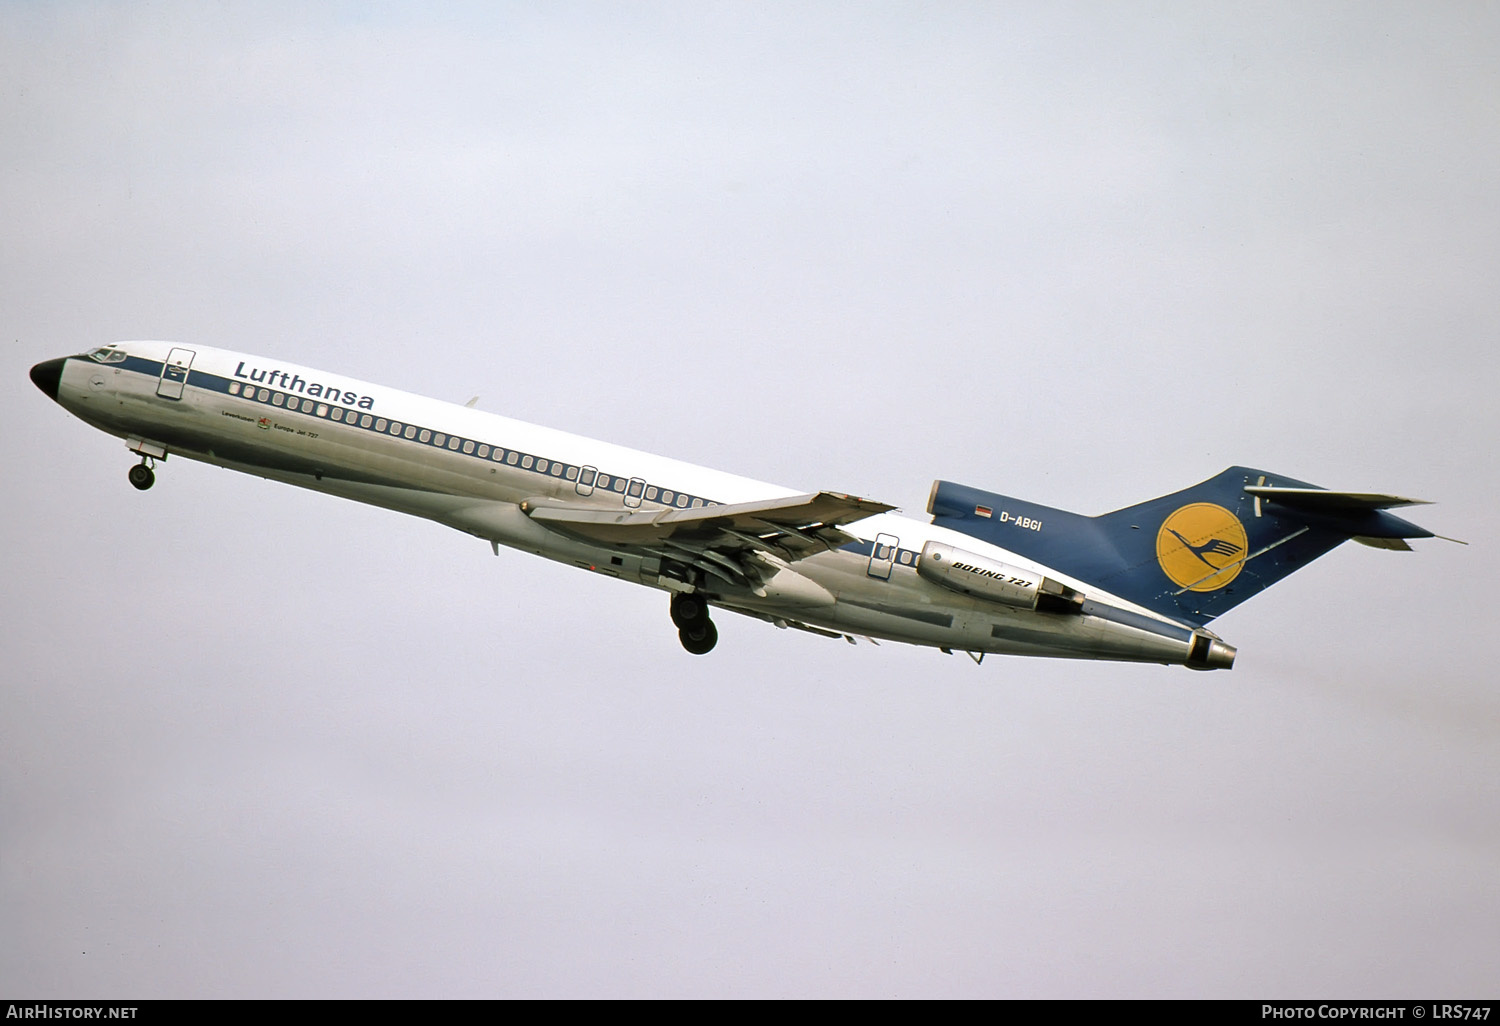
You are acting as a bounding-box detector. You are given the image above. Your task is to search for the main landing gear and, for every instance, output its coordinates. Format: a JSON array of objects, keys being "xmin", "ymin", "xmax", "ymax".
[
  {"xmin": 671, "ymin": 592, "xmax": 718, "ymax": 655},
  {"xmin": 127, "ymin": 459, "xmax": 156, "ymax": 491}
]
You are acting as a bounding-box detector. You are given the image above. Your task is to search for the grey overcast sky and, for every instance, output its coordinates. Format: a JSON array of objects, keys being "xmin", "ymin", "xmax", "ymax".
[{"xmin": 3, "ymin": 1, "xmax": 1498, "ymax": 999}]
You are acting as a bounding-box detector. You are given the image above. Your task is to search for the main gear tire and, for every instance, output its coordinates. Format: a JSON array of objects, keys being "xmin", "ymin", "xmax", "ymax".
[
  {"xmin": 678, "ymin": 618, "xmax": 718, "ymax": 655},
  {"xmin": 670, "ymin": 593, "xmax": 709, "ymax": 630}
]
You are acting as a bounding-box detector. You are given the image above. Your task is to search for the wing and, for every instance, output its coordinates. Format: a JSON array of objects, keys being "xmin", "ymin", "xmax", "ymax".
[{"xmin": 518, "ymin": 490, "xmax": 895, "ymax": 592}]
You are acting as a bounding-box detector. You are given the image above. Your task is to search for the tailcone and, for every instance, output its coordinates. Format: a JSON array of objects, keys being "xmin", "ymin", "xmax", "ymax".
[{"xmin": 1187, "ymin": 632, "xmax": 1237, "ymax": 671}]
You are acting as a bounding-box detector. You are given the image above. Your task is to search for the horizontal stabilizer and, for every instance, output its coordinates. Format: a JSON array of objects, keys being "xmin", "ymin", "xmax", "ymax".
[
  {"xmin": 1244, "ymin": 486, "xmax": 1431, "ymax": 511},
  {"xmin": 1352, "ymin": 535, "xmax": 1413, "ymax": 550}
]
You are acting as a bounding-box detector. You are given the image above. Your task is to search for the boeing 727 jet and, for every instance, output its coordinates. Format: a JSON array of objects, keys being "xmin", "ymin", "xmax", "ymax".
[{"xmin": 29, "ymin": 342, "xmax": 1441, "ymax": 669}]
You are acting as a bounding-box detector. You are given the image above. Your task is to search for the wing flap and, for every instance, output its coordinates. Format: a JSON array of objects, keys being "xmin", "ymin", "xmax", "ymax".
[{"xmin": 520, "ymin": 490, "xmax": 895, "ymax": 561}]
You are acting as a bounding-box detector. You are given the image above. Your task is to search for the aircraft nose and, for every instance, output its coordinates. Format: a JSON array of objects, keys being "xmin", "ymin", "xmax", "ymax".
[{"xmin": 29, "ymin": 357, "xmax": 67, "ymax": 401}]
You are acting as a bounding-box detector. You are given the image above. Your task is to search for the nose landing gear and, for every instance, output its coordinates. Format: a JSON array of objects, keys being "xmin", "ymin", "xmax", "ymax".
[
  {"xmin": 671, "ymin": 592, "xmax": 718, "ymax": 655},
  {"xmin": 128, "ymin": 459, "xmax": 156, "ymax": 491}
]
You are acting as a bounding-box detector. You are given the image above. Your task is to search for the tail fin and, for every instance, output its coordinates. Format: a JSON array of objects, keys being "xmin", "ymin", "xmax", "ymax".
[{"xmin": 927, "ymin": 466, "xmax": 1434, "ymax": 626}]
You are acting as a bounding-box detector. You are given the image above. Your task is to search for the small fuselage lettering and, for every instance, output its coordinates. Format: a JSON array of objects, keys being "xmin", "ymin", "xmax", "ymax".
[
  {"xmin": 999, "ymin": 512, "xmax": 1043, "ymax": 531},
  {"xmin": 952, "ymin": 561, "xmax": 1034, "ymax": 588}
]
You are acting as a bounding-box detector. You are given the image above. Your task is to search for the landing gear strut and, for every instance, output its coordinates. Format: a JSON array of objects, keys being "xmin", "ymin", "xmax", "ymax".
[
  {"xmin": 671, "ymin": 592, "xmax": 717, "ymax": 655},
  {"xmin": 127, "ymin": 459, "xmax": 156, "ymax": 491}
]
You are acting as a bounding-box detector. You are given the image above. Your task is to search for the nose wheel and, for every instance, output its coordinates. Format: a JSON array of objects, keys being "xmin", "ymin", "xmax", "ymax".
[
  {"xmin": 128, "ymin": 460, "xmax": 156, "ymax": 491},
  {"xmin": 671, "ymin": 592, "xmax": 718, "ymax": 654}
]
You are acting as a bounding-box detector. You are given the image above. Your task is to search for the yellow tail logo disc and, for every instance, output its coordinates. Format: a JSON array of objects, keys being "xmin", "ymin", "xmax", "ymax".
[{"xmin": 1156, "ymin": 503, "xmax": 1248, "ymax": 591}]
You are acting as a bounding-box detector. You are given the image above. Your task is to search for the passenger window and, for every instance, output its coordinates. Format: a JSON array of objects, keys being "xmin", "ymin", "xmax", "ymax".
[
  {"xmin": 317, "ymin": 404, "xmax": 328, "ymax": 417},
  {"xmin": 522, "ymin": 455, "xmax": 534, "ymax": 469},
  {"xmin": 405, "ymin": 425, "xmax": 416, "ymax": 439},
  {"xmin": 257, "ymin": 388, "xmax": 269, "ymax": 401},
  {"xmin": 419, "ymin": 429, "xmax": 430, "ymax": 443},
  {"xmin": 375, "ymin": 418, "xmax": 387, "ymax": 432},
  {"xmin": 360, "ymin": 414, "xmax": 373, "ymax": 428},
  {"xmin": 228, "ymin": 382, "xmax": 241, "ymax": 395},
  {"xmin": 434, "ymin": 433, "xmax": 446, "ymax": 446},
  {"xmin": 536, "ymin": 459, "xmax": 548, "ymax": 473},
  {"xmin": 506, "ymin": 452, "xmax": 518, "ymax": 465},
  {"xmin": 272, "ymin": 393, "xmax": 284, "ymax": 406},
  {"xmin": 478, "ymin": 444, "xmax": 489, "ymax": 457},
  {"xmin": 448, "ymin": 437, "xmax": 460, "ymax": 450}
]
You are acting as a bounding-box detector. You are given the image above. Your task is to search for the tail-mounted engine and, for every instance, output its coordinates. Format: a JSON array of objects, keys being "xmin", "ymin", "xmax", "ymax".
[{"xmin": 917, "ymin": 541, "xmax": 1082, "ymax": 614}]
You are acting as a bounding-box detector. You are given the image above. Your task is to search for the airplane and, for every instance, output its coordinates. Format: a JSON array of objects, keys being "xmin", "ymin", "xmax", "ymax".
[{"xmin": 28, "ymin": 341, "xmax": 1444, "ymax": 670}]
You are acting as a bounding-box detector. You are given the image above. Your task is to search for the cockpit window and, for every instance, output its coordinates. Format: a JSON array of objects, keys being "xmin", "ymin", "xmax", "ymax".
[{"xmin": 85, "ymin": 346, "xmax": 126, "ymax": 364}]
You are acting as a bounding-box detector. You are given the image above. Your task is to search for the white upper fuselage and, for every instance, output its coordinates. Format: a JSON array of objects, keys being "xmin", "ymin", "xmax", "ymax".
[{"xmin": 41, "ymin": 340, "xmax": 1212, "ymax": 666}]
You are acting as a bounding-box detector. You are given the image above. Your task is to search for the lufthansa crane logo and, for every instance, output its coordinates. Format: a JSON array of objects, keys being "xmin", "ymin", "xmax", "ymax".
[{"xmin": 1155, "ymin": 503, "xmax": 1248, "ymax": 591}]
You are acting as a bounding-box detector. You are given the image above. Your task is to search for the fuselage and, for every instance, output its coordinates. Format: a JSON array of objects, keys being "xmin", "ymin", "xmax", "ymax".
[{"xmin": 30, "ymin": 341, "xmax": 1229, "ymax": 667}]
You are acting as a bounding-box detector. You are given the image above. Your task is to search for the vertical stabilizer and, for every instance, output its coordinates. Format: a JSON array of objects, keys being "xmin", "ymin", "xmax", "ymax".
[{"xmin": 928, "ymin": 467, "xmax": 1434, "ymax": 625}]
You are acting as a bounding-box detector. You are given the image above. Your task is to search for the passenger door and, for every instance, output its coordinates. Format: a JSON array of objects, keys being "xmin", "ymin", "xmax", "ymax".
[
  {"xmin": 156, "ymin": 348, "xmax": 195, "ymax": 400},
  {"xmin": 867, "ymin": 533, "xmax": 899, "ymax": 580}
]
